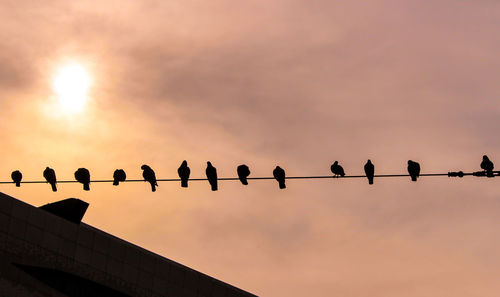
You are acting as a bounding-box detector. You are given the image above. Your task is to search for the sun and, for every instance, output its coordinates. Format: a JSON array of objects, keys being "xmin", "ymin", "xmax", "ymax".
[{"xmin": 52, "ymin": 63, "xmax": 92, "ymax": 112}]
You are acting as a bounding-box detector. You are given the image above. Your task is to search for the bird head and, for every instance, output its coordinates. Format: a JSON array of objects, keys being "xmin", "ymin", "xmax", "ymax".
[
  {"xmin": 333, "ymin": 161, "xmax": 338, "ymax": 166},
  {"xmin": 367, "ymin": 159, "xmax": 372, "ymax": 164},
  {"xmin": 483, "ymin": 155, "xmax": 489, "ymax": 160},
  {"xmin": 76, "ymin": 168, "xmax": 89, "ymax": 175},
  {"xmin": 141, "ymin": 165, "xmax": 149, "ymax": 170},
  {"xmin": 207, "ymin": 161, "xmax": 212, "ymax": 166},
  {"xmin": 182, "ymin": 160, "xmax": 187, "ymax": 166},
  {"xmin": 408, "ymin": 160, "xmax": 413, "ymax": 165}
]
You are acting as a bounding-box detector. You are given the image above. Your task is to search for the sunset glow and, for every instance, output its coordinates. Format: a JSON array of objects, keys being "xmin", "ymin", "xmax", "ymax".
[
  {"xmin": 2, "ymin": 1, "xmax": 500, "ymax": 296},
  {"xmin": 52, "ymin": 63, "xmax": 92, "ymax": 112}
]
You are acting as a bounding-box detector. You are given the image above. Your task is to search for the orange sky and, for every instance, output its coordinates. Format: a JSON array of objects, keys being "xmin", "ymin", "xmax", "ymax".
[{"xmin": 1, "ymin": 1, "xmax": 500, "ymax": 296}]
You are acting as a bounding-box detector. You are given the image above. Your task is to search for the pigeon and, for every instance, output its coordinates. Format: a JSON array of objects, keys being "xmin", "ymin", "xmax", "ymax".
[
  {"xmin": 74, "ymin": 168, "xmax": 91, "ymax": 191},
  {"xmin": 206, "ymin": 162, "xmax": 218, "ymax": 191},
  {"xmin": 273, "ymin": 166, "xmax": 286, "ymax": 189},
  {"xmin": 141, "ymin": 165, "xmax": 158, "ymax": 192},
  {"xmin": 407, "ymin": 160, "xmax": 421, "ymax": 182},
  {"xmin": 330, "ymin": 161, "xmax": 345, "ymax": 177},
  {"xmin": 11, "ymin": 170, "xmax": 22, "ymax": 187},
  {"xmin": 177, "ymin": 160, "xmax": 190, "ymax": 188},
  {"xmin": 364, "ymin": 160, "xmax": 375, "ymax": 185},
  {"xmin": 481, "ymin": 155, "xmax": 494, "ymax": 177},
  {"xmin": 113, "ymin": 169, "xmax": 126, "ymax": 186},
  {"xmin": 43, "ymin": 167, "xmax": 57, "ymax": 192},
  {"xmin": 237, "ymin": 164, "xmax": 251, "ymax": 185}
]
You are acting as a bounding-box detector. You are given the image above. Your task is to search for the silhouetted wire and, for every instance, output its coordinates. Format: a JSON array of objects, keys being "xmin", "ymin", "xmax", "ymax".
[{"xmin": 0, "ymin": 171, "xmax": 497, "ymax": 184}]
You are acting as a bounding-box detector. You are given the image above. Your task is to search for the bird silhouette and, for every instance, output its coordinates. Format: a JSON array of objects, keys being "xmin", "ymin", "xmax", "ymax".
[
  {"xmin": 43, "ymin": 167, "xmax": 57, "ymax": 192},
  {"xmin": 75, "ymin": 168, "xmax": 91, "ymax": 191},
  {"xmin": 141, "ymin": 165, "xmax": 158, "ymax": 192},
  {"xmin": 237, "ymin": 164, "xmax": 251, "ymax": 185},
  {"xmin": 206, "ymin": 162, "xmax": 218, "ymax": 191},
  {"xmin": 330, "ymin": 161, "xmax": 345, "ymax": 177},
  {"xmin": 11, "ymin": 170, "xmax": 22, "ymax": 187},
  {"xmin": 273, "ymin": 166, "xmax": 286, "ymax": 189},
  {"xmin": 177, "ymin": 160, "xmax": 190, "ymax": 188},
  {"xmin": 481, "ymin": 155, "xmax": 494, "ymax": 177},
  {"xmin": 364, "ymin": 160, "xmax": 374, "ymax": 185},
  {"xmin": 407, "ymin": 160, "xmax": 421, "ymax": 182},
  {"xmin": 113, "ymin": 169, "xmax": 126, "ymax": 186}
]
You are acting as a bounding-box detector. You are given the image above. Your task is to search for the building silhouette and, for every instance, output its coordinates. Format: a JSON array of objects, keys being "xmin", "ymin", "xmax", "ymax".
[{"xmin": 0, "ymin": 192, "xmax": 256, "ymax": 296}]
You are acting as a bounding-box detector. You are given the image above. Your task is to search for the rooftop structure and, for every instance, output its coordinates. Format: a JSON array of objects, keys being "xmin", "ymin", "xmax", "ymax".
[{"xmin": 0, "ymin": 192, "xmax": 257, "ymax": 297}]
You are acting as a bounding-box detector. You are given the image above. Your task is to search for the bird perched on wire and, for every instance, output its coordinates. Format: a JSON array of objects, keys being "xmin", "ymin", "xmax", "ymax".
[
  {"xmin": 330, "ymin": 161, "xmax": 345, "ymax": 177},
  {"xmin": 273, "ymin": 166, "xmax": 286, "ymax": 189},
  {"xmin": 364, "ymin": 160, "xmax": 374, "ymax": 185},
  {"xmin": 206, "ymin": 162, "xmax": 218, "ymax": 191},
  {"xmin": 141, "ymin": 165, "xmax": 158, "ymax": 192},
  {"xmin": 481, "ymin": 155, "xmax": 494, "ymax": 177},
  {"xmin": 113, "ymin": 169, "xmax": 126, "ymax": 186},
  {"xmin": 43, "ymin": 167, "xmax": 57, "ymax": 192},
  {"xmin": 407, "ymin": 160, "xmax": 420, "ymax": 182},
  {"xmin": 237, "ymin": 164, "xmax": 251, "ymax": 185},
  {"xmin": 177, "ymin": 160, "xmax": 190, "ymax": 188},
  {"xmin": 75, "ymin": 168, "xmax": 91, "ymax": 191},
  {"xmin": 11, "ymin": 170, "xmax": 22, "ymax": 187}
]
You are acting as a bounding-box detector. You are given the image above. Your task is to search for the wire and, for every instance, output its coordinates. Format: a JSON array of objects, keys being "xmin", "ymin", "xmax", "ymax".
[{"xmin": 0, "ymin": 171, "xmax": 497, "ymax": 184}]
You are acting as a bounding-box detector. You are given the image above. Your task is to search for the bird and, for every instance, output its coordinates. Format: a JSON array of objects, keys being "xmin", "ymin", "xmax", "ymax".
[
  {"xmin": 407, "ymin": 160, "xmax": 421, "ymax": 182},
  {"xmin": 273, "ymin": 166, "xmax": 286, "ymax": 189},
  {"xmin": 113, "ymin": 169, "xmax": 126, "ymax": 186},
  {"xmin": 237, "ymin": 164, "xmax": 251, "ymax": 185},
  {"xmin": 74, "ymin": 168, "xmax": 91, "ymax": 191},
  {"xmin": 141, "ymin": 165, "xmax": 158, "ymax": 192},
  {"xmin": 43, "ymin": 167, "xmax": 57, "ymax": 192},
  {"xmin": 177, "ymin": 160, "xmax": 190, "ymax": 188},
  {"xmin": 364, "ymin": 160, "xmax": 374, "ymax": 185},
  {"xmin": 11, "ymin": 170, "xmax": 22, "ymax": 187},
  {"xmin": 206, "ymin": 162, "xmax": 218, "ymax": 191},
  {"xmin": 481, "ymin": 155, "xmax": 494, "ymax": 177},
  {"xmin": 330, "ymin": 161, "xmax": 345, "ymax": 177}
]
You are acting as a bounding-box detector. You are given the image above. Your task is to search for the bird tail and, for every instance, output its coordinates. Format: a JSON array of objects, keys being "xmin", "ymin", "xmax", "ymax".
[
  {"xmin": 181, "ymin": 180, "xmax": 188, "ymax": 188},
  {"xmin": 51, "ymin": 183, "xmax": 57, "ymax": 192},
  {"xmin": 368, "ymin": 177, "xmax": 373, "ymax": 185},
  {"xmin": 279, "ymin": 181, "xmax": 286, "ymax": 189},
  {"xmin": 240, "ymin": 178, "xmax": 248, "ymax": 185},
  {"xmin": 15, "ymin": 181, "xmax": 20, "ymax": 187},
  {"xmin": 83, "ymin": 183, "xmax": 90, "ymax": 191},
  {"xmin": 211, "ymin": 182, "xmax": 218, "ymax": 191},
  {"xmin": 411, "ymin": 176, "xmax": 417, "ymax": 182},
  {"xmin": 113, "ymin": 180, "xmax": 119, "ymax": 186},
  {"xmin": 151, "ymin": 183, "xmax": 156, "ymax": 192}
]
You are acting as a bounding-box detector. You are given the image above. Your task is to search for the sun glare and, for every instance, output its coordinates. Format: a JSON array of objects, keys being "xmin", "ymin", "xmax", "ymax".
[{"xmin": 52, "ymin": 63, "xmax": 92, "ymax": 113}]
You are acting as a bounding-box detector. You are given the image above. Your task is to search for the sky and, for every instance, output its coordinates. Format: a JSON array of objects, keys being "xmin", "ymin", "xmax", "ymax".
[{"xmin": 1, "ymin": 0, "xmax": 500, "ymax": 296}]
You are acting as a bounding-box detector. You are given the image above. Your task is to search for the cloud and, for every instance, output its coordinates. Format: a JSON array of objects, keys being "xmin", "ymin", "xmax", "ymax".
[{"xmin": 1, "ymin": 1, "xmax": 500, "ymax": 296}]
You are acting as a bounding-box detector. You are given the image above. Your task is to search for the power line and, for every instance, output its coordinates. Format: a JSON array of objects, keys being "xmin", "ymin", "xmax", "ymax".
[{"xmin": 0, "ymin": 171, "xmax": 497, "ymax": 185}]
